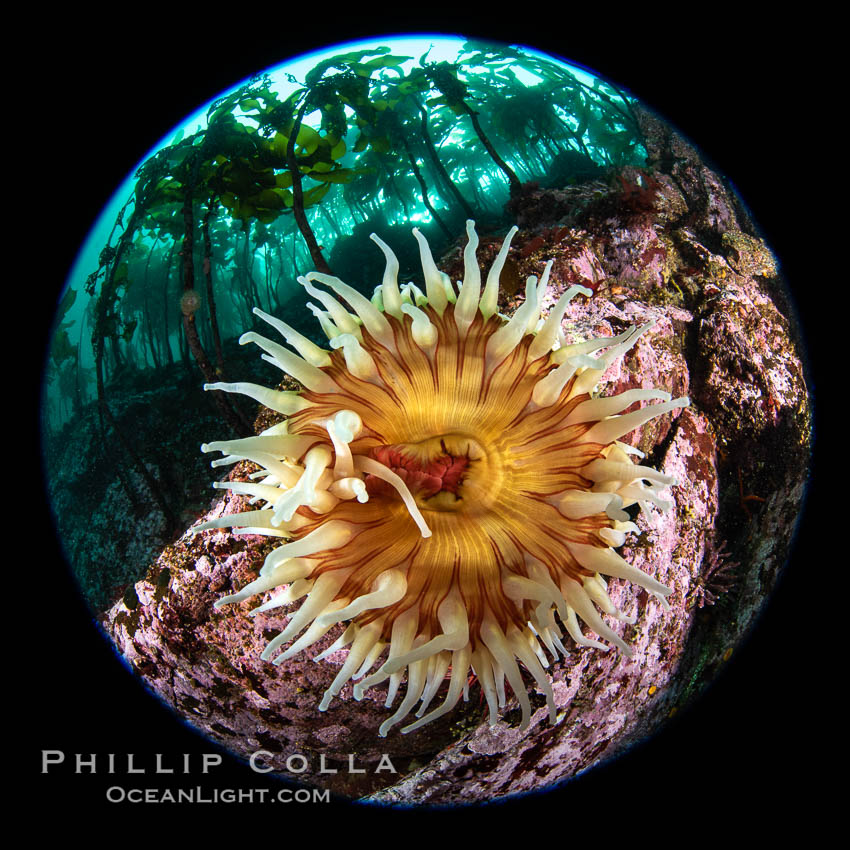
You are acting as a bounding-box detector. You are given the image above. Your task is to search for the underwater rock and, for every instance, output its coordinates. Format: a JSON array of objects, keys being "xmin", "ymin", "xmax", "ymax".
[
  {"xmin": 105, "ymin": 280, "xmax": 698, "ymax": 798},
  {"xmin": 102, "ymin": 115, "xmax": 809, "ymax": 801},
  {"xmin": 369, "ymin": 407, "xmax": 715, "ymax": 804},
  {"xmin": 44, "ymin": 347, "xmax": 272, "ymax": 611},
  {"xmin": 104, "ymin": 154, "xmax": 809, "ymax": 804}
]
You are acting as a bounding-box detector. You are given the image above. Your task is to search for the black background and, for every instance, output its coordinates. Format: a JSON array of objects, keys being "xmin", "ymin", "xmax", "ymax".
[{"xmin": 28, "ymin": 9, "xmax": 824, "ymax": 830}]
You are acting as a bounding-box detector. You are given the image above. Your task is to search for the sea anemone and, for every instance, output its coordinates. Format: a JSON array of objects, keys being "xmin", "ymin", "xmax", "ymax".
[{"xmin": 196, "ymin": 221, "xmax": 689, "ymax": 737}]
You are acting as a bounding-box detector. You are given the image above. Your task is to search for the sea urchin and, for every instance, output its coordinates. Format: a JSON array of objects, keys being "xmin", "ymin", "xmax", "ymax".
[{"xmin": 196, "ymin": 221, "xmax": 689, "ymax": 737}]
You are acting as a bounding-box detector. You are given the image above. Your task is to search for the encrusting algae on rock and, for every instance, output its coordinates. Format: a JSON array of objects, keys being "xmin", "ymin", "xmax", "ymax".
[{"xmin": 194, "ymin": 220, "xmax": 689, "ymax": 736}]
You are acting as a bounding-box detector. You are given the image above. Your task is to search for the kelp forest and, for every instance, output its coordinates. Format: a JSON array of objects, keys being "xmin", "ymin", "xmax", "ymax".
[{"xmin": 43, "ymin": 40, "xmax": 647, "ymax": 608}]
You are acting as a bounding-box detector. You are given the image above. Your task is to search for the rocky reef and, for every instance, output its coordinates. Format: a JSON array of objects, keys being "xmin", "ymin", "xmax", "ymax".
[{"xmin": 103, "ymin": 108, "xmax": 811, "ymax": 804}]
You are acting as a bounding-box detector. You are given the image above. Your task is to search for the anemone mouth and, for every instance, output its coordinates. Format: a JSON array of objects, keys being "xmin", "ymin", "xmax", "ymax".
[
  {"xmin": 198, "ymin": 220, "xmax": 689, "ymax": 737},
  {"xmin": 366, "ymin": 435, "xmax": 481, "ymax": 512}
]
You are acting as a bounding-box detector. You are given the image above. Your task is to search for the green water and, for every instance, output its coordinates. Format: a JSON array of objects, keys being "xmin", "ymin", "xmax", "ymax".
[{"xmin": 41, "ymin": 35, "xmax": 646, "ymax": 607}]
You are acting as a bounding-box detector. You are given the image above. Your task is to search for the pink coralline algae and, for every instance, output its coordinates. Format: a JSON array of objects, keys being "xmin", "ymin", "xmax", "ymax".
[{"xmin": 104, "ymin": 104, "xmax": 811, "ymax": 804}]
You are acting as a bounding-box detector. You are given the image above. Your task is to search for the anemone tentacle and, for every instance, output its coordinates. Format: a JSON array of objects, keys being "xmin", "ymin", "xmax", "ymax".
[{"xmin": 199, "ymin": 220, "xmax": 689, "ymax": 736}]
